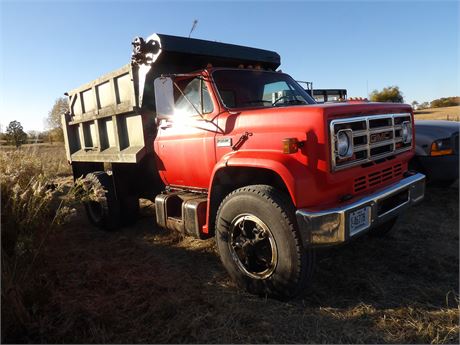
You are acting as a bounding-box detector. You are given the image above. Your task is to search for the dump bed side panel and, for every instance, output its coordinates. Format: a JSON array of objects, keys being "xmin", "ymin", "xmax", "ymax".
[
  {"xmin": 68, "ymin": 64, "xmax": 138, "ymax": 119},
  {"xmin": 62, "ymin": 64, "xmax": 152, "ymax": 163}
]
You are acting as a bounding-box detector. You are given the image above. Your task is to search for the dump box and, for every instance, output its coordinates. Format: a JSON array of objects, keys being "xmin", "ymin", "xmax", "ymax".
[{"xmin": 62, "ymin": 63, "xmax": 148, "ymax": 163}]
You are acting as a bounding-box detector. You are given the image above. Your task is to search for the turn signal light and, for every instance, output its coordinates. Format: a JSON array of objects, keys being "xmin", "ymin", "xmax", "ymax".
[
  {"xmin": 283, "ymin": 138, "xmax": 299, "ymax": 154},
  {"xmin": 430, "ymin": 142, "xmax": 453, "ymax": 156}
]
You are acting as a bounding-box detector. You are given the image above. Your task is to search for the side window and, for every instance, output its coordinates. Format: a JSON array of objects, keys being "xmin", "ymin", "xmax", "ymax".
[
  {"xmin": 175, "ymin": 78, "xmax": 201, "ymax": 116},
  {"xmin": 174, "ymin": 77, "xmax": 214, "ymax": 116},
  {"xmin": 202, "ymin": 81, "xmax": 214, "ymax": 114}
]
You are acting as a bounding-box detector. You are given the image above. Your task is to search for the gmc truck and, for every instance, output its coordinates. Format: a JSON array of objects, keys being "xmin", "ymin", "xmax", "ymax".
[{"xmin": 63, "ymin": 33, "xmax": 425, "ymax": 298}]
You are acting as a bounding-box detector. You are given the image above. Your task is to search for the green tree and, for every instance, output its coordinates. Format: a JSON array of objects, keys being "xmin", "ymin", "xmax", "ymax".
[
  {"xmin": 6, "ymin": 120, "xmax": 27, "ymax": 148},
  {"xmin": 369, "ymin": 86, "xmax": 404, "ymax": 103},
  {"xmin": 430, "ymin": 96, "xmax": 460, "ymax": 108},
  {"xmin": 0, "ymin": 124, "xmax": 6, "ymax": 143},
  {"xmin": 46, "ymin": 97, "xmax": 68, "ymax": 142},
  {"xmin": 411, "ymin": 100, "xmax": 419, "ymax": 109}
]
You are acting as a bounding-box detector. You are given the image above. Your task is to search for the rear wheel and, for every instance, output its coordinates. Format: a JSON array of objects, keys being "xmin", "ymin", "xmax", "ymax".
[
  {"xmin": 215, "ymin": 185, "xmax": 314, "ymax": 299},
  {"xmin": 86, "ymin": 200, "xmax": 104, "ymax": 224},
  {"xmin": 83, "ymin": 172, "xmax": 121, "ymax": 231}
]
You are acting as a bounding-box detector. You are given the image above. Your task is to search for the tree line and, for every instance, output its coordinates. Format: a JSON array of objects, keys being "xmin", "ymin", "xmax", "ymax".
[
  {"xmin": 368, "ymin": 87, "xmax": 458, "ymax": 110},
  {"xmin": 411, "ymin": 97, "xmax": 459, "ymax": 110},
  {"xmin": 1, "ymin": 98, "xmax": 67, "ymax": 147},
  {"xmin": 2, "ymin": 90, "xmax": 459, "ymax": 148}
]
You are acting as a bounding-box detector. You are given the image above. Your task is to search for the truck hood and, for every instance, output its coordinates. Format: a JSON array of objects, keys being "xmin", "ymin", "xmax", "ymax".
[
  {"xmin": 316, "ymin": 102, "xmax": 413, "ymax": 120},
  {"xmin": 234, "ymin": 102, "xmax": 413, "ymax": 135},
  {"xmin": 233, "ymin": 102, "xmax": 414, "ymax": 159},
  {"xmin": 415, "ymin": 120, "xmax": 460, "ymax": 137},
  {"xmin": 236, "ymin": 101, "xmax": 412, "ymax": 120}
]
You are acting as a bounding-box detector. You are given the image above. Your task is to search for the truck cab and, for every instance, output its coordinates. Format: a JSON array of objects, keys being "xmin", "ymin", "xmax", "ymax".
[{"xmin": 63, "ymin": 33, "xmax": 425, "ymax": 298}]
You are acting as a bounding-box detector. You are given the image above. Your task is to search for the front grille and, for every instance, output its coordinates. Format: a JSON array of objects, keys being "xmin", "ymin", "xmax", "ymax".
[
  {"xmin": 354, "ymin": 163, "xmax": 403, "ymax": 193},
  {"xmin": 330, "ymin": 113, "xmax": 412, "ymax": 171}
]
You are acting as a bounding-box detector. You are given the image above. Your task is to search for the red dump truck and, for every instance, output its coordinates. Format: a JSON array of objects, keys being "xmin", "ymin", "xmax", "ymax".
[{"xmin": 63, "ymin": 33, "xmax": 425, "ymax": 298}]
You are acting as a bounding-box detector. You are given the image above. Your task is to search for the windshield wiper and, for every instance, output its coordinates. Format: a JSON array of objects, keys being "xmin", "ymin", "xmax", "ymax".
[
  {"xmin": 273, "ymin": 99, "xmax": 307, "ymax": 107},
  {"xmin": 241, "ymin": 100, "xmax": 272, "ymax": 106}
]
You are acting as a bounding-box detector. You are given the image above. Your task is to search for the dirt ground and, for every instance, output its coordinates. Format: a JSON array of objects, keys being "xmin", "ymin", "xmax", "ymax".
[
  {"xmin": 10, "ymin": 178, "xmax": 458, "ymax": 343},
  {"xmin": 1, "ymin": 142, "xmax": 458, "ymax": 343}
]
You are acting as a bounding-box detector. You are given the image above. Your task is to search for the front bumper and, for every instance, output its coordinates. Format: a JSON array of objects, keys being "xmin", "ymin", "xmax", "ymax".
[{"xmin": 295, "ymin": 173, "xmax": 425, "ymax": 246}]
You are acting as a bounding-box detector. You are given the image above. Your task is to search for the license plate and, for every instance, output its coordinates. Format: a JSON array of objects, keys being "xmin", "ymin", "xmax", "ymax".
[{"xmin": 349, "ymin": 206, "xmax": 370, "ymax": 236}]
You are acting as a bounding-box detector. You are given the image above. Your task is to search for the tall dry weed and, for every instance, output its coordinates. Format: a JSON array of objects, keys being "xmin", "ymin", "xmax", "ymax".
[{"xmin": 0, "ymin": 149, "xmax": 105, "ymax": 340}]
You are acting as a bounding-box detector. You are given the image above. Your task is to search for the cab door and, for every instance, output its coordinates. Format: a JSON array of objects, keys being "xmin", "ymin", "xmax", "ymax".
[{"xmin": 155, "ymin": 75, "xmax": 218, "ymax": 189}]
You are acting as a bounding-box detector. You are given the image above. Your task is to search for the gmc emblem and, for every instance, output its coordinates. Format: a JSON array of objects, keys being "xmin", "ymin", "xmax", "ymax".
[{"xmin": 370, "ymin": 131, "xmax": 392, "ymax": 144}]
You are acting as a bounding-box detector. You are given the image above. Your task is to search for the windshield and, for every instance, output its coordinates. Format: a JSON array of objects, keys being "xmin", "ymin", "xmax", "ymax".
[{"xmin": 212, "ymin": 69, "xmax": 316, "ymax": 109}]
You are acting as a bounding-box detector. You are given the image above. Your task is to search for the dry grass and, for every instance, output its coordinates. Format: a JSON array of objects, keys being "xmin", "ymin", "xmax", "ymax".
[
  {"xmin": 0, "ymin": 144, "xmax": 106, "ymax": 342},
  {"xmin": 414, "ymin": 106, "xmax": 460, "ymax": 121},
  {"xmin": 0, "ymin": 143, "xmax": 70, "ymax": 176},
  {"xmin": 1, "ymin": 145, "xmax": 459, "ymax": 344}
]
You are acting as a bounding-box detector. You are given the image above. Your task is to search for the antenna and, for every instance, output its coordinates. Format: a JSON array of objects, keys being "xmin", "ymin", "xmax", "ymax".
[{"xmin": 188, "ymin": 19, "xmax": 198, "ymax": 38}]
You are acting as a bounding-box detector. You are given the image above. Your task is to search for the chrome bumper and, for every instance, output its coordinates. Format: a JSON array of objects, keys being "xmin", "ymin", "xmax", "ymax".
[{"xmin": 295, "ymin": 173, "xmax": 425, "ymax": 246}]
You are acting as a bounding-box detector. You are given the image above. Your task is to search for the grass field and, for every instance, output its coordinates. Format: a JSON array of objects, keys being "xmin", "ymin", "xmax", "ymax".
[
  {"xmin": 1, "ymin": 144, "xmax": 459, "ymax": 344},
  {"xmin": 414, "ymin": 105, "xmax": 460, "ymax": 121},
  {"xmin": 0, "ymin": 143, "xmax": 70, "ymax": 176}
]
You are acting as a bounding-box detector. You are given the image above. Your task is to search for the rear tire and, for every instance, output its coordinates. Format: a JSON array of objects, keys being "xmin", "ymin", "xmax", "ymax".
[
  {"xmin": 215, "ymin": 185, "xmax": 314, "ymax": 299},
  {"xmin": 83, "ymin": 172, "xmax": 121, "ymax": 231}
]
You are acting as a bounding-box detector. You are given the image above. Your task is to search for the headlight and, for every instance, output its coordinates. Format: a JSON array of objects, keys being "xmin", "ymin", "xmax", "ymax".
[
  {"xmin": 336, "ymin": 129, "xmax": 353, "ymax": 158},
  {"xmin": 401, "ymin": 121, "xmax": 412, "ymax": 144},
  {"xmin": 431, "ymin": 138, "xmax": 453, "ymax": 156}
]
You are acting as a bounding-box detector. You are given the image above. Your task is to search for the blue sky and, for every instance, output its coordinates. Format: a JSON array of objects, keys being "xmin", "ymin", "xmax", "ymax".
[{"xmin": 0, "ymin": 0, "xmax": 458, "ymax": 131}]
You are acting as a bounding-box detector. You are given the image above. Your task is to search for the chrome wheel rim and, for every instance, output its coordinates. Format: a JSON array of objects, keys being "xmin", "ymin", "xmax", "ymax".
[{"xmin": 228, "ymin": 214, "xmax": 277, "ymax": 279}]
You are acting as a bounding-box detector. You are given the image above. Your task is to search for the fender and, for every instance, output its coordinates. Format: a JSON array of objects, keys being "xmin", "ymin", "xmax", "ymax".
[{"xmin": 203, "ymin": 150, "xmax": 310, "ymax": 234}]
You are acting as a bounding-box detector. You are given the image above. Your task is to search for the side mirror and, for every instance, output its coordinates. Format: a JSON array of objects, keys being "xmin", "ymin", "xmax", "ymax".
[{"xmin": 154, "ymin": 76, "xmax": 175, "ymax": 120}]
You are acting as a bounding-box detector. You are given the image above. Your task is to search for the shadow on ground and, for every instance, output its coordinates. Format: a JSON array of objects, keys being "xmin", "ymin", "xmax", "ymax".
[{"xmin": 4, "ymin": 184, "xmax": 459, "ymax": 343}]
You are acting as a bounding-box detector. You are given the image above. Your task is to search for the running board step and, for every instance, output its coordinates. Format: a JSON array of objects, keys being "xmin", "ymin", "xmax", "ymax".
[{"xmin": 155, "ymin": 192, "xmax": 207, "ymax": 238}]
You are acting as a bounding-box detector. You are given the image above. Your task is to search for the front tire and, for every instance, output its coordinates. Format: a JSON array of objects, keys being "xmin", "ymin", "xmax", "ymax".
[{"xmin": 215, "ymin": 185, "xmax": 314, "ymax": 299}]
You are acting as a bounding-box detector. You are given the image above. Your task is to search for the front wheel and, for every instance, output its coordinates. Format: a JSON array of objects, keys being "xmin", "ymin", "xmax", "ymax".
[{"xmin": 215, "ymin": 185, "xmax": 314, "ymax": 299}]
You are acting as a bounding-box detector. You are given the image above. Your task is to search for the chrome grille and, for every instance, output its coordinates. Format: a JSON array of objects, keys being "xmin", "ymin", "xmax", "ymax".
[{"xmin": 330, "ymin": 113, "xmax": 412, "ymax": 171}]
